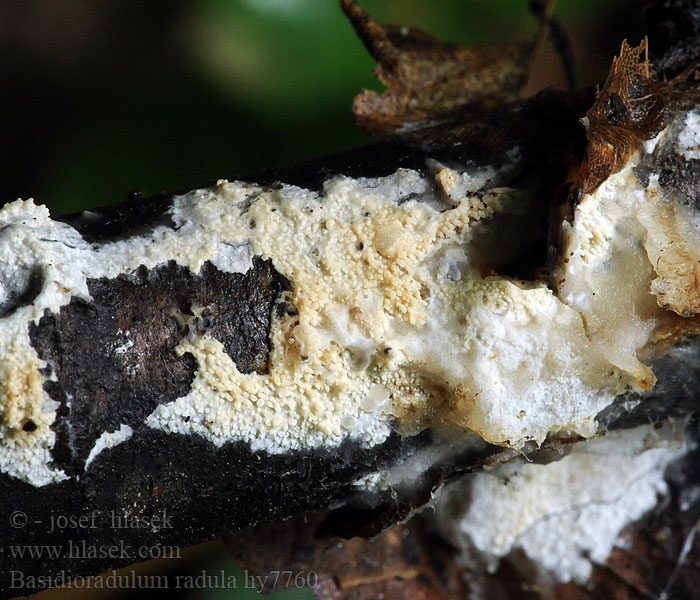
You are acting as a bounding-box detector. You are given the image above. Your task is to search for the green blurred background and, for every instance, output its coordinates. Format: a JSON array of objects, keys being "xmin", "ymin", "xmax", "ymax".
[
  {"xmin": 3, "ymin": 0, "xmax": 640, "ymax": 598},
  {"xmin": 1, "ymin": 0, "xmax": 642, "ymax": 217}
]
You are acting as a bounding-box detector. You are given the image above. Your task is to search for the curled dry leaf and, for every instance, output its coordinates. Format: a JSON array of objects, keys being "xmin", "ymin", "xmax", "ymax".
[
  {"xmin": 341, "ymin": 0, "xmax": 529, "ymax": 133},
  {"xmin": 576, "ymin": 39, "xmax": 668, "ymax": 196}
]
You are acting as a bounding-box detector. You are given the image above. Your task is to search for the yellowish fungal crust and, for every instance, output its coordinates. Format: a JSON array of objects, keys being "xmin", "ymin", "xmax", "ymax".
[
  {"xmin": 641, "ymin": 175, "xmax": 700, "ymax": 317},
  {"xmin": 0, "ymin": 336, "xmax": 46, "ymax": 431},
  {"xmin": 151, "ymin": 161, "xmax": 635, "ymax": 451},
  {"xmin": 4, "ymin": 110, "xmax": 700, "ymax": 485},
  {"xmin": 557, "ymin": 111, "xmax": 700, "ymax": 393},
  {"xmin": 558, "ymin": 159, "xmax": 660, "ymax": 389}
]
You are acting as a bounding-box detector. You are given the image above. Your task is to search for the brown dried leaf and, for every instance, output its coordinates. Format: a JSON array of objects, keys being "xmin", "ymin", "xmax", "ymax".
[
  {"xmin": 341, "ymin": 0, "xmax": 529, "ymax": 133},
  {"xmin": 577, "ymin": 39, "xmax": 668, "ymax": 196}
]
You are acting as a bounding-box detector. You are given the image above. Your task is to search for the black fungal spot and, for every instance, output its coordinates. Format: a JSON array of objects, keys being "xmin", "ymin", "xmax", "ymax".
[
  {"xmin": 275, "ymin": 300, "xmax": 298, "ymax": 319},
  {"xmin": 22, "ymin": 420, "xmax": 37, "ymax": 432},
  {"xmin": 29, "ymin": 258, "xmax": 291, "ymax": 475},
  {"xmin": 397, "ymin": 192, "xmax": 421, "ymax": 205}
]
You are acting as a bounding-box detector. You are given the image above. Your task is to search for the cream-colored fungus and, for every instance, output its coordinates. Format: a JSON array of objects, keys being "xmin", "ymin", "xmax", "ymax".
[
  {"xmin": 1, "ymin": 110, "xmax": 699, "ymax": 486},
  {"xmin": 150, "ymin": 161, "xmax": 623, "ymax": 451}
]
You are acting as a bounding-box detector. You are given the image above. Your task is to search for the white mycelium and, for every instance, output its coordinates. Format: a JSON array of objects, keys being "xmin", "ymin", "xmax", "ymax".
[
  {"xmin": 1, "ymin": 109, "xmax": 699, "ymax": 487},
  {"xmin": 434, "ymin": 422, "xmax": 687, "ymax": 583}
]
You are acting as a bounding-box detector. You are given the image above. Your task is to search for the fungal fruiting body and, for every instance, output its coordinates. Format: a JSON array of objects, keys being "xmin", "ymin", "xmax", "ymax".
[{"xmin": 0, "ymin": 106, "xmax": 699, "ymax": 488}]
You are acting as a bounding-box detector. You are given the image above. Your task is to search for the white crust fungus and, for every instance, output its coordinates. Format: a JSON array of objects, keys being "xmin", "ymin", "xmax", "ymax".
[
  {"xmin": 2, "ymin": 110, "xmax": 700, "ymax": 486},
  {"xmin": 433, "ymin": 422, "xmax": 687, "ymax": 584}
]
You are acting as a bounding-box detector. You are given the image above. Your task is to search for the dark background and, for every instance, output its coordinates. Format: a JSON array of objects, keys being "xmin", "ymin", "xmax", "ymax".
[{"xmin": 1, "ymin": 0, "xmax": 642, "ymax": 216}]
